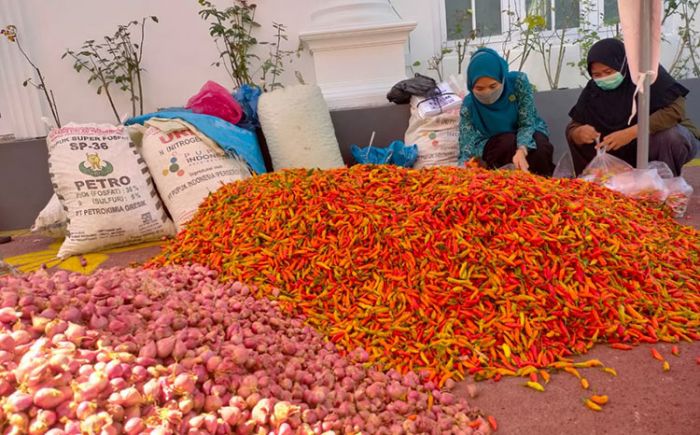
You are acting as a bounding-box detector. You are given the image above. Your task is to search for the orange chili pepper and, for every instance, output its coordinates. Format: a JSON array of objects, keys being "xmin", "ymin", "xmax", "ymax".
[
  {"xmin": 590, "ymin": 395, "xmax": 609, "ymax": 405},
  {"xmin": 651, "ymin": 348, "xmax": 664, "ymax": 362},
  {"xmin": 487, "ymin": 415, "xmax": 498, "ymax": 432}
]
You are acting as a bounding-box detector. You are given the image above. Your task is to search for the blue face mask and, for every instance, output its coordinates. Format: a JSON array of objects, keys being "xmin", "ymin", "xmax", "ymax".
[{"xmin": 595, "ymin": 72, "xmax": 624, "ymax": 90}]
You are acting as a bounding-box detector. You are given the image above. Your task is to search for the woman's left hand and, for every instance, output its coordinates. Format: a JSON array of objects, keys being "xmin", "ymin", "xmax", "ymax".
[
  {"xmin": 599, "ymin": 126, "xmax": 637, "ymax": 151},
  {"xmin": 513, "ymin": 147, "xmax": 529, "ymax": 172}
]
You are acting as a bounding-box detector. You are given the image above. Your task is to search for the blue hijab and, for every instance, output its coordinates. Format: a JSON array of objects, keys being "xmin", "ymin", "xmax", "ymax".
[{"xmin": 464, "ymin": 48, "xmax": 519, "ymax": 138}]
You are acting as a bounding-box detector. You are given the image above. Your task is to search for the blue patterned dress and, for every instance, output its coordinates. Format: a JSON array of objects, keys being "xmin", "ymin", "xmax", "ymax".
[{"xmin": 458, "ymin": 72, "xmax": 549, "ymax": 164}]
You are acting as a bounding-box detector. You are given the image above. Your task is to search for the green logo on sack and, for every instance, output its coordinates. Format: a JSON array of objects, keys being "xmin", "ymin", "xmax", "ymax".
[{"xmin": 79, "ymin": 153, "xmax": 114, "ymax": 177}]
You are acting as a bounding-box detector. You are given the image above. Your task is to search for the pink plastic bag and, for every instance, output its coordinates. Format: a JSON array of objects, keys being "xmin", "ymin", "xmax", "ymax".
[{"xmin": 185, "ymin": 81, "xmax": 243, "ymax": 125}]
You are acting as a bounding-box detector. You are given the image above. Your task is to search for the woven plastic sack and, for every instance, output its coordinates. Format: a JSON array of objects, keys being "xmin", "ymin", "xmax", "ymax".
[
  {"xmin": 47, "ymin": 123, "xmax": 175, "ymax": 258},
  {"xmin": 664, "ymin": 177, "xmax": 694, "ymax": 218},
  {"xmin": 258, "ymin": 85, "xmax": 344, "ymax": 170},
  {"xmin": 580, "ymin": 148, "xmax": 633, "ymax": 183},
  {"xmin": 405, "ymin": 96, "xmax": 460, "ymax": 169},
  {"xmin": 140, "ymin": 126, "xmax": 252, "ymax": 232}
]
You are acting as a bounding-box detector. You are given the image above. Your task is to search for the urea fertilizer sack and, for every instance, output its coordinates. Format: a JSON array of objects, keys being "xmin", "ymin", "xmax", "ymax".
[
  {"xmin": 47, "ymin": 123, "xmax": 175, "ymax": 258},
  {"xmin": 404, "ymin": 96, "xmax": 460, "ymax": 169},
  {"xmin": 140, "ymin": 126, "xmax": 252, "ymax": 231}
]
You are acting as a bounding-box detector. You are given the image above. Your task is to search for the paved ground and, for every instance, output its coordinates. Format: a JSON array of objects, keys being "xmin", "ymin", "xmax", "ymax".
[{"xmin": 1, "ymin": 165, "xmax": 699, "ymax": 434}]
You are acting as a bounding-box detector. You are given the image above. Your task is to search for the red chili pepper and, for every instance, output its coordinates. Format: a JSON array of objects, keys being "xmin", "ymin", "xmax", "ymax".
[{"xmin": 148, "ymin": 165, "xmax": 700, "ymax": 385}]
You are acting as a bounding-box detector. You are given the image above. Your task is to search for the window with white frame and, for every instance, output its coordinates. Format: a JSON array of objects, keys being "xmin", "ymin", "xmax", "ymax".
[
  {"xmin": 602, "ymin": 0, "xmax": 619, "ymax": 25},
  {"xmin": 443, "ymin": 0, "xmax": 621, "ymax": 42},
  {"xmin": 445, "ymin": 0, "xmax": 503, "ymax": 41},
  {"xmin": 524, "ymin": 0, "xmax": 580, "ymax": 30}
]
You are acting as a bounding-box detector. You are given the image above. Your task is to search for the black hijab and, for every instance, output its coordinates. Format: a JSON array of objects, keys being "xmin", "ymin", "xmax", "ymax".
[{"xmin": 569, "ymin": 38, "xmax": 689, "ymax": 137}]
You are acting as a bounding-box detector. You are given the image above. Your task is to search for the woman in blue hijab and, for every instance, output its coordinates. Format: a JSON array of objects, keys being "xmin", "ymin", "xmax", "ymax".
[{"xmin": 459, "ymin": 48, "xmax": 554, "ymax": 176}]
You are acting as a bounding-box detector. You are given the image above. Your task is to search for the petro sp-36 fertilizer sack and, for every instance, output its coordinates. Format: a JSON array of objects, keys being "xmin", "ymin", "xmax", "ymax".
[{"xmin": 47, "ymin": 123, "xmax": 175, "ymax": 258}]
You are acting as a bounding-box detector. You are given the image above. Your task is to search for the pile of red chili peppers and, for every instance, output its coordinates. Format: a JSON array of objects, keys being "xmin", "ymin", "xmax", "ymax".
[{"xmin": 150, "ymin": 166, "xmax": 700, "ymax": 385}]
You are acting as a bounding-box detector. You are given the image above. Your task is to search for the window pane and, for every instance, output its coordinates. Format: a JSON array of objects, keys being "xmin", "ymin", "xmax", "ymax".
[
  {"xmin": 555, "ymin": 0, "xmax": 580, "ymax": 29},
  {"xmin": 603, "ymin": 0, "xmax": 620, "ymax": 24},
  {"xmin": 474, "ymin": 0, "xmax": 502, "ymax": 36},
  {"xmin": 525, "ymin": 0, "xmax": 552, "ymax": 30},
  {"xmin": 445, "ymin": 0, "xmax": 475, "ymax": 41}
]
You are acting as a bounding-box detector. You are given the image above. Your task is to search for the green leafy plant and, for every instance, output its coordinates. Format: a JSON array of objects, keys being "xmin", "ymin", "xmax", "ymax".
[
  {"xmin": 2, "ymin": 25, "xmax": 61, "ymax": 128},
  {"xmin": 198, "ymin": 0, "xmax": 259, "ymax": 88},
  {"xmin": 259, "ymin": 23, "xmax": 299, "ymax": 91},
  {"xmin": 108, "ymin": 17, "xmax": 159, "ymax": 117},
  {"xmin": 567, "ymin": 0, "xmax": 604, "ymax": 79},
  {"xmin": 198, "ymin": 0, "xmax": 298, "ymax": 90},
  {"xmin": 63, "ymin": 17, "xmax": 158, "ymax": 123},
  {"xmin": 665, "ymin": 0, "xmax": 700, "ymax": 79}
]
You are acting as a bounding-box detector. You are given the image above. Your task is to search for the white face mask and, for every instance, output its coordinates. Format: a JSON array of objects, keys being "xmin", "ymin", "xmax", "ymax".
[{"xmin": 474, "ymin": 84, "xmax": 504, "ymax": 105}]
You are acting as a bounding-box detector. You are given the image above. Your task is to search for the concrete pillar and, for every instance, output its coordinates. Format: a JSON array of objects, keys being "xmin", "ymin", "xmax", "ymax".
[{"xmin": 300, "ymin": 0, "xmax": 416, "ymax": 109}]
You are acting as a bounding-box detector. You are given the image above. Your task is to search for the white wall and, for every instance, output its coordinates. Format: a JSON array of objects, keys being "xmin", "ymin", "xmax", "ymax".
[
  {"xmin": 0, "ymin": 0, "xmax": 695, "ymax": 138},
  {"xmin": 1, "ymin": 0, "xmax": 317, "ymax": 127}
]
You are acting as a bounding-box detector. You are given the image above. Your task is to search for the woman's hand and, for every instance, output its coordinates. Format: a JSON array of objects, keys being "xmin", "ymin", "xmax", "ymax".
[
  {"xmin": 599, "ymin": 126, "xmax": 637, "ymax": 151},
  {"xmin": 513, "ymin": 147, "xmax": 529, "ymax": 172},
  {"xmin": 573, "ymin": 124, "xmax": 600, "ymax": 145}
]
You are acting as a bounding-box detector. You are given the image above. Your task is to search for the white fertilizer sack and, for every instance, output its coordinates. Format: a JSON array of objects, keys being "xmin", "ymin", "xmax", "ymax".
[
  {"xmin": 141, "ymin": 126, "xmax": 252, "ymax": 231},
  {"xmin": 47, "ymin": 123, "xmax": 175, "ymax": 258}
]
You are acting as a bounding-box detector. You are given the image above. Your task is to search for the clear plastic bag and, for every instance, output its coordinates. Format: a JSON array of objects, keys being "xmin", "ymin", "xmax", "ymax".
[
  {"xmin": 553, "ymin": 152, "xmax": 576, "ymax": 179},
  {"xmin": 580, "ymin": 148, "xmax": 633, "ymax": 183},
  {"xmin": 663, "ymin": 177, "xmax": 694, "ymax": 218},
  {"xmin": 604, "ymin": 169, "xmax": 669, "ymax": 202},
  {"xmin": 648, "ymin": 161, "xmax": 674, "ymax": 179}
]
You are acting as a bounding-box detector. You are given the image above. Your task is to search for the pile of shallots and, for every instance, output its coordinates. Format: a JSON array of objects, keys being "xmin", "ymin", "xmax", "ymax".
[{"xmin": 0, "ymin": 265, "xmax": 490, "ymax": 434}]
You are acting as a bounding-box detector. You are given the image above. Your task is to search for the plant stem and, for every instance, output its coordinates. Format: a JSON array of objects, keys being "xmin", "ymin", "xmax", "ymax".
[
  {"xmin": 270, "ymin": 25, "xmax": 283, "ymax": 89},
  {"xmin": 135, "ymin": 18, "xmax": 147, "ymax": 114},
  {"xmin": 15, "ymin": 36, "xmax": 61, "ymax": 128},
  {"xmin": 88, "ymin": 57, "xmax": 120, "ymax": 123},
  {"xmin": 553, "ymin": 30, "xmax": 566, "ymax": 88}
]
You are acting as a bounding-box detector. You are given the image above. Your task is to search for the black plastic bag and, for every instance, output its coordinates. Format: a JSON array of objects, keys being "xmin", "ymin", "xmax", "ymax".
[{"xmin": 386, "ymin": 74, "xmax": 438, "ymax": 104}]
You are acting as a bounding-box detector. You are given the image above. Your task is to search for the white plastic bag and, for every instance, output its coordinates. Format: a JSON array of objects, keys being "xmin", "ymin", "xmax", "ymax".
[
  {"xmin": 663, "ymin": 177, "xmax": 694, "ymax": 218},
  {"xmin": 31, "ymin": 194, "xmax": 67, "ymax": 238},
  {"xmin": 415, "ymin": 82, "xmax": 463, "ymax": 118}
]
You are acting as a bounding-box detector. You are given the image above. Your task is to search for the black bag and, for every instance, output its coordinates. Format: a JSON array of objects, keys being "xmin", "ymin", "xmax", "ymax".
[{"xmin": 386, "ymin": 73, "xmax": 438, "ymax": 104}]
